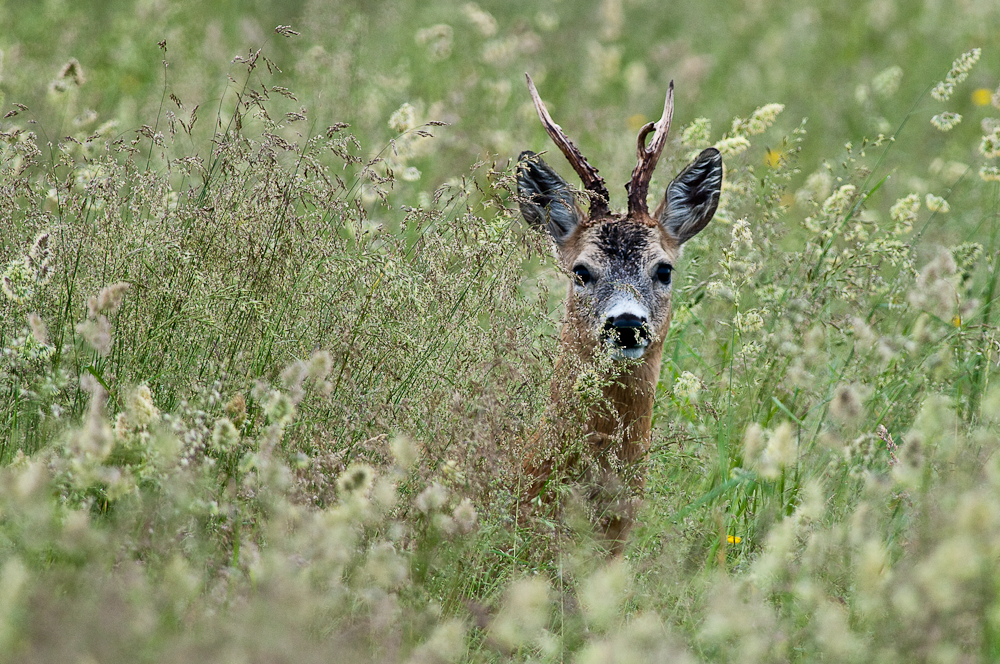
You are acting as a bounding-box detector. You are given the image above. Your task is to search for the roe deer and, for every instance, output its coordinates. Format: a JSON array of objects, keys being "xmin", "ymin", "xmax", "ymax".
[{"xmin": 516, "ymin": 74, "xmax": 722, "ymax": 552}]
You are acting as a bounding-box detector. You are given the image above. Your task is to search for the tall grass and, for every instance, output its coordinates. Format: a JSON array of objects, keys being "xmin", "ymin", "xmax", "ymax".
[{"xmin": 1, "ymin": 8, "xmax": 1000, "ymax": 664}]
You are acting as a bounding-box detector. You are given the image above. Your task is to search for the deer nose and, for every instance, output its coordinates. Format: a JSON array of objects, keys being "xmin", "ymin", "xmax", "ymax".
[{"xmin": 603, "ymin": 313, "xmax": 650, "ymax": 348}]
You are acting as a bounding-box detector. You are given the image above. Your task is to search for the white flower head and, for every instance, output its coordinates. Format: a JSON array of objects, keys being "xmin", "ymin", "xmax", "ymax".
[
  {"xmin": 931, "ymin": 112, "xmax": 962, "ymax": 131},
  {"xmin": 735, "ymin": 309, "xmax": 764, "ymax": 335},
  {"xmin": 128, "ymin": 385, "xmax": 159, "ymax": 428},
  {"xmin": 673, "ymin": 371, "xmax": 701, "ymax": 401},
  {"xmin": 744, "ymin": 103, "xmax": 784, "ymax": 135},
  {"xmin": 452, "ymin": 497, "xmax": 478, "ymax": 533},
  {"xmin": 759, "ymin": 422, "xmax": 797, "ymax": 479},
  {"xmin": 872, "ymin": 65, "xmax": 903, "ymax": 98},
  {"xmin": 890, "ymin": 193, "xmax": 920, "ymax": 235},
  {"xmin": 931, "ymin": 81, "xmax": 954, "ymax": 102},
  {"xmin": 462, "ymin": 3, "xmax": 497, "ymax": 36},
  {"xmin": 338, "ymin": 463, "xmax": 375, "ymax": 496},
  {"xmin": 714, "ymin": 136, "xmax": 750, "ymax": 156},
  {"xmin": 925, "ymin": 193, "xmax": 950, "ymax": 213},
  {"xmin": 731, "ymin": 218, "xmax": 753, "ymax": 247},
  {"xmin": 681, "ymin": 118, "xmax": 712, "ymax": 147},
  {"xmin": 415, "ymin": 24, "xmax": 453, "ymax": 61},
  {"xmin": 388, "ymin": 102, "xmax": 417, "ymax": 133},
  {"xmin": 980, "ymin": 127, "xmax": 1000, "ymax": 158},
  {"xmin": 947, "ymin": 48, "xmax": 981, "ymax": 83},
  {"xmin": 821, "ymin": 184, "xmax": 857, "ymax": 216},
  {"xmin": 415, "ymin": 482, "xmax": 449, "ymax": 513},
  {"xmin": 980, "ymin": 165, "xmax": 1000, "ymax": 182},
  {"xmin": 931, "ymin": 48, "xmax": 981, "ymax": 101}
]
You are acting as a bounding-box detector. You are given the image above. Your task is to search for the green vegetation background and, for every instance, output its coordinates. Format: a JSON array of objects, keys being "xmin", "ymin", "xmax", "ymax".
[
  {"xmin": 3, "ymin": 0, "xmax": 1000, "ymax": 662},
  {"xmin": 3, "ymin": 0, "xmax": 998, "ymax": 194}
]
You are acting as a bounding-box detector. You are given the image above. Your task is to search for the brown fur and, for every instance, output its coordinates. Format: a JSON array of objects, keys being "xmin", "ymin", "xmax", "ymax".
[{"xmin": 521, "ymin": 216, "xmax": 680, "ymax": 553}]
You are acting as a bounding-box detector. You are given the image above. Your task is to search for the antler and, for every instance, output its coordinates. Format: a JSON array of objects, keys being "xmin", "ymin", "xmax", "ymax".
[
  {"xmin": 626, "ymin": 81, "xmax": 675, "ymax": 217},
  {"xmin": 525, "ymin": 73, "xmax": 610, "ymax": 218}
]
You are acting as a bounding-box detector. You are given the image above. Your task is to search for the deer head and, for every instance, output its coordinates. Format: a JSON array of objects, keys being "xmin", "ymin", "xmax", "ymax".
[{"xmin": 517, "ymin": 74, "xmax": 722, "ymax": 362}]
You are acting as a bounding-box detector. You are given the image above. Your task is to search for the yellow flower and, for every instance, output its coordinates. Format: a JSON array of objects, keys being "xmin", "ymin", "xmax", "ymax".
[
  {"xmin": 764, "ymin": 148, "xmax": 782, "ymax": 168},
  {"xmin": 972, "ymin": 88, "xmax": 992, "ymax": 106},
  {"xmin": 727, "ymin": 535, "xmax": 742, "ymax": 544},
  {"xmin": 952, "ymin": 315, "xmax": 962, "ymax": 327}
]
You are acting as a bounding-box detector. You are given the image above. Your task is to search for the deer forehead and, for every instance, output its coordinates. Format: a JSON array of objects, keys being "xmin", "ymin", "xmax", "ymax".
[{"xmin": 562, "ymin": 220, "xmax": 678, "ymax": 271}]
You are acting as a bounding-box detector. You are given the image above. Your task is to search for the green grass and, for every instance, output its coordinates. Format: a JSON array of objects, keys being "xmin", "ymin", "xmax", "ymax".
[{"xmin": 2, "ymin": 1, "xmax": 1000, "ymax": 661}]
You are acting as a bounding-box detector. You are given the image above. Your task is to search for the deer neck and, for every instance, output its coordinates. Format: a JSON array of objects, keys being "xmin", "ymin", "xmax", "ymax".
[{"xmin": 554, "ymin": 318, "xmax": 666, "ymax": 462}]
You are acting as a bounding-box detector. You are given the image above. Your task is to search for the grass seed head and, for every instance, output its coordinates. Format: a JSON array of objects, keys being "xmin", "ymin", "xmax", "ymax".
[
  {"xmin": 210, "ymin": 417, "xmax": 240, "ymax": 453},
  {"xmin": 980, "ymin": 165, "xmax": 1000, "ymax": 182},
  {"xmin": 673, "ymin": 371, "xmax": 701, "ymax": 402},
  {"xmin": 947, "ymin": 47, "xmax": 981, "ymax": 83},
  {"xmin": 127, "ymin": 385, "xmax": 159, "ymax": 428},
  {"xmin": 415, "ymin": 482, "xmax": 448, "ymax": 513},
  {"xmin": 744, "ymin": 103, "xmax": 785, "ymax": 135},
  {"xmin": 759, "ymin": 422, "xmax": 797, "ymax": 479},
  {"xmin": 822, "ymin": 184, "xmax": 856, "ymax": 216},
  {"xmin": 2, "ymin": 233, "xmax": 51, "ymax": 304},
  {"xmin": 890, "ymin": 193, "xmax": 920, "ymax": 235},
  {"xmin": 580, "ymin": 560, "xmax": 629, "ymax": 630},
  {"xmin": 407, "ymin": 619, "xmax": 467, "ymax": 664},
  {"xmin": 76, "ymin": 315, "xmax": 112, "ymax": 355},
  {"xmin": 925, "ymin": 193, "xmax": 950, "ymax": 213},
  {"xmin": 337, "ymin": 463, "xmax": 375, "ymax": 497},
  {"xmin": 390, "ymin": 434, "xmax": 419, "ymax": 468},
  {"xmin": 489, "ymin": 577, "xmax": 551, "ymax": 651},
  {"xmin": 979, "ymin": 126, "xmax": 1000, "ymax": 158},
  {"xmin": 830, "ymin": 383, "xmax": 863, "ymax": 424},
  {"xmin": 681, "ymin": 118, "xmax": 712, "ymax": 147},
  {"xmin": 50, "ymin": 58, "xmax": 85, "ymax": 92},
  {"xmin": 415, "ymin": 25, "xmax": 453, "ymax": 61},
  {"xmin": 225, "ymin": 393, "xmax": 247, "ymax": 428},
  {"xmin": 872, "ymin": 65, "xmax": 903, "ymax": 97},
  {"xmin": 26, "ymin": 312, "xmax": 48, "ymax": 345},
  {"xmin": 264, "ymin": 391, "xmax": 295, "ymax": 424},
  {"xmin": 452, "ymin": 497, "xmax": 478, "ymax": 533},
  {"xmin": 714, "ymin": 135, "xmax": 750, "ymax": 156},
  {"xmin": 796, "ymin": 170, "xmax": 833, "ymax": 206},
  {"xmin": 389, "ymin": 102, "xmax": 418, "ymax": 133},
  {"xmin": 931, "ymin": 48, "xmax": 981, "ymax": 100},
  {"xmin": 743, "ymin": 422, "xmax": 765, "ymax": 466},
  {"xmin": 930, "ymin": 112, "xmax": 962, "ymax": 131},
  {"xmin": 462, "ymin": 3, "xmax": 498, "ymax": 37},
  {"xmin": 93, "ymin": 282, "xmax": 130, "ymax": 315},
  {"xmin": 734, "ymin": 309, "xmax": 764, "ymax": 335}
]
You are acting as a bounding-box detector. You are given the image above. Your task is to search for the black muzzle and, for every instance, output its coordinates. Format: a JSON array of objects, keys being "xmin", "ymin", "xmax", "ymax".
[{"xmin": 602, "ymin": 314, "xmax": 650, "ymax": 349}]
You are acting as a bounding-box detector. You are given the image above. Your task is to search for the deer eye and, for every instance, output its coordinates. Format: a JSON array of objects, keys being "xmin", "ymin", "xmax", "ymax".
[
  {"xmin": 572, "ymin": 265, "xmax": 593, "ymax": 286},
  {"xmin": 655, "ymin": 263, "xmax": 673, "ymax": 285}
]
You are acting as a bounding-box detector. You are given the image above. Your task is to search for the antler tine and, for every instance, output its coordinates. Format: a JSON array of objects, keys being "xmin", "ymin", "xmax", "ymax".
[
  {"xmin": 525, "ymin": 73, "xmax": 610, "ymax": 218},
  {"xmin": 626, "ymin": 81, "xmax": 675, "ymax": 217}
]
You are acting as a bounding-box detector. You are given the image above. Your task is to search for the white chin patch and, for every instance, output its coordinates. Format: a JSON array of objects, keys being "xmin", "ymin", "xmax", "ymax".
[{"xmin": 608, "ymin": 339, "xmax": 649, "ymax": 361}]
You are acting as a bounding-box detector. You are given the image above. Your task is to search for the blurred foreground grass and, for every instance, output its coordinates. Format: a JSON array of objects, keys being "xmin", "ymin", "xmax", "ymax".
[{"xmin": 2, "ymin": 1, "xmax": 1000, "ymax": 662}]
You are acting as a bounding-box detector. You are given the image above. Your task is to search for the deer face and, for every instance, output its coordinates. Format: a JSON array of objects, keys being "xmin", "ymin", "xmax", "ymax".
[
  {"xmin": 517, "ymin": 75, "xmax": 722, "ymax": 360},
  {"xmin": 518, "ymin": 147, "xmax": 722, "ymax": 360},
  {"xmin": 516, "ymin": 75, "xmax": 722, "ymax": 361},
  {"xmin": 564, "ymin": 219, "xmax": 675, "ymax": 360}
]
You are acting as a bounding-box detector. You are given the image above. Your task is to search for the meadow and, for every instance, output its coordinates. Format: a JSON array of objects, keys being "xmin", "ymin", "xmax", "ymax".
[{"xmin": 2, "ymin": 0, "xmax": 1000, "ymax": 661}]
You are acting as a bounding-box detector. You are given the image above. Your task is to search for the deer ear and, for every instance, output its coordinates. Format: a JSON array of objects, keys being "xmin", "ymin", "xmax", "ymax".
[
  {"xmin": 656, "ymin": 147, "xmax": 723, "ymax": 244},
  {"xmin": 517, "ymin": 151, "xmax": 583, "ymax": 247}
]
